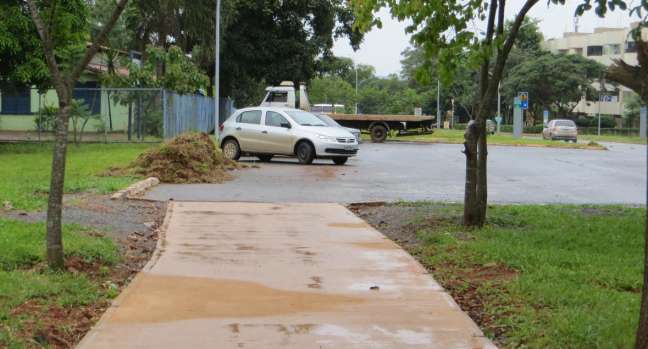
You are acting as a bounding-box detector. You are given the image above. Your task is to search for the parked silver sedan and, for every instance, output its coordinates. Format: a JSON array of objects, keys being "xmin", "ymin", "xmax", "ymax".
[
  {"xmin": 219, "ymin": 107, "xmax": 359, "ymax": 165},
  {"xmin": 315, "ymin": 114, "xmax": 362, "ymax": 143},
  {"xmin": 543, "ymin": 119, "xmax": 578, "ymax": 142}
]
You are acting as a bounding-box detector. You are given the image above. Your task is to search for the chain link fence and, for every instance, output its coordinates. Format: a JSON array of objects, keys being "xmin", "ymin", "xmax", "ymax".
[{"xmin": 0, "ymin": 88, "xmax": 234, "ymax": 143}]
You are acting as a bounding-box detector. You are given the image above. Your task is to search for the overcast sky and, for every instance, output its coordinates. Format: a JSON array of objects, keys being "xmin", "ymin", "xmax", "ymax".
[{"xmin": 333, "ymin": 1, "xmax": 638, "ymax": 76}]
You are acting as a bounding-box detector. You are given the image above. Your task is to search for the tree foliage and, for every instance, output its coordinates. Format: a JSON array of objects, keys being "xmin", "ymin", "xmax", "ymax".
[
  {"xmin": 502, "ymin": 52, "xmax": 606, "ymax": 117},
  {"xmin": 0, "ymin": 0, "xmax": 89, "ymax": 91},
  {"xmin": 105, "ymin": 46, "xmax": 209, "ymax": 93}
]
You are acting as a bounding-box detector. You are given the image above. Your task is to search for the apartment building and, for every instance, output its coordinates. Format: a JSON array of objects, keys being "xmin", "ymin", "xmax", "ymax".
[{"xmin": 543, "ymin": 22, "xmax": 646, "ymax": 118}]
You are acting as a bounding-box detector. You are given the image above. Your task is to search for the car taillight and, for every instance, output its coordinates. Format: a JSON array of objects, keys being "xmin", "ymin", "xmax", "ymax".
[{"xmin": 219, "ymin": 124, "xmax": 224, "ymax": 132}]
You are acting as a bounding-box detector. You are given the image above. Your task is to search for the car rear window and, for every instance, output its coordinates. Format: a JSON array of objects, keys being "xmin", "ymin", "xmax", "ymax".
[
  {"xmin": 238, "ymin": 110, "xmax": 262, "ymax": 124},
  {"xmin": 555, "ymin": 120, "xmax": 576, "ymax": 127}
]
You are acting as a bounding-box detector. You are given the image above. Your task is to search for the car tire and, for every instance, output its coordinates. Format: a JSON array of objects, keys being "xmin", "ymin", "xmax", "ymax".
[
  {"xmin": 222, "ymin": 138, "xmax": 241, "ymax": 161},
  {"xmin": 370, "ymin": 124, "xmax": 388, "ymax": 143},
  {"xmin": 296, "ymin": 141, "xmax": 315, "ymax": 165},
  {"xmin": 257, "ymin": 154, "xmax": 273, "ymax": 162},
  {"xmin": 332, "ymin": 157, "xmax": 348, "ymax": 165}
]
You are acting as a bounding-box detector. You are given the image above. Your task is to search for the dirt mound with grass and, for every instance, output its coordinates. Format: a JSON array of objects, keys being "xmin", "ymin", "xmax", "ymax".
[{"xmin": 132, "ymin": 132, "xmax": 238, "ymax": 183}]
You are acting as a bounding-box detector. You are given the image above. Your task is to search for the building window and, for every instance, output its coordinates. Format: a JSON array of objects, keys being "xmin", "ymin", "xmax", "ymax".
[
  {"xmin": 605, "ymin": 44, "xmax": 621, "ymax": 55},
  {"xmin": 573, "ymin": 47, "xmax": 583, "ymax": 55},
  {"xmin": 73, "ymin": 81, "xmax": 101, "ymax": 114},
  {"xmin": 558, "ymin": 49, "xmax": 568, "ymax": 54},
  {"xmin": 1, "ymin": 89, "xmax": 31, "ymax": 115},
  {"xmin": 626, "ymin": 41, "xmax": 637, "ymax": 53},
  {"xmin": 587, "ymin": 45, "xmax": 603, "ymax": 56}
]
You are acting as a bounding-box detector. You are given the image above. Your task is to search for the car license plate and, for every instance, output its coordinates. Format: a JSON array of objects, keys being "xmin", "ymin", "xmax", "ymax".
[{"xmin": 344, "ymin": 145, "xmax": 354, "ymax": 150}]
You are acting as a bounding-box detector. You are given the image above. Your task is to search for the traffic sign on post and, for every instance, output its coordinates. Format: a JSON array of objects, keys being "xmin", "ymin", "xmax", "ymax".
[{"xmin": 519, "ymin": 92, "xmax": 529, "ymax": 110}]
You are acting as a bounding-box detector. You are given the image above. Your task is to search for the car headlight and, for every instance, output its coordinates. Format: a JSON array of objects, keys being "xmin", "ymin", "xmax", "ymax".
[{"xmin": 317, "ymin": 135, "xmax": 337, "ymax": 142}]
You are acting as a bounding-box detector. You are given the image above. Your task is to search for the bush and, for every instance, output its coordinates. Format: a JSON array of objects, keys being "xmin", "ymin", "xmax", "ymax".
[
  {"xmin": 575, "ymin": 116, "xmax": 615, "ymax": 128},
  {"xmin": 34, "ymin": 105, "xmax": 58, "ymax": 132}
]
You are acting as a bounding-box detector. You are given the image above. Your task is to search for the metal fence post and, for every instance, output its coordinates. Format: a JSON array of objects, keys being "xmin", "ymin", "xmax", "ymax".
[{"xmin": 162, "ymin": 89, "xmax": 167, "ymax": 139}]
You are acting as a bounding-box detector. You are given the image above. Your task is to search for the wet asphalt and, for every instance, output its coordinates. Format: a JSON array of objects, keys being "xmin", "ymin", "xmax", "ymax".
[{"xmin": 145, "ymin": 142, "xmax": 646, "ymax": 205}]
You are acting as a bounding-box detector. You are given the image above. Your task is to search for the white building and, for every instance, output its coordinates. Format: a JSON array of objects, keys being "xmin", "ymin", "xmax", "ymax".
[{"xmin": 543, "ymin": 22, "xmax": 647, "ymax": 118}]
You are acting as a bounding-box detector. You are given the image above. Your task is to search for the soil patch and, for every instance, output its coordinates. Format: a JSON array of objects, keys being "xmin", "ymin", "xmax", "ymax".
[
  {"xmin": 2, "ymin": 194, "xmax": 166, "ymax": 348},
  {"xmin": 131, "ymin": 132, "xmax": 239, "ymax": 183}
]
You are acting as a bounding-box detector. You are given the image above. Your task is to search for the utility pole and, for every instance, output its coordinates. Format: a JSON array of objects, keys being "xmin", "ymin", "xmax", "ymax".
[
  {"xmin": 597, "ymin": 93, "xmax": 602, "ymax": 136},
  {"xmin": 436, "ymin": 79, "xmax": 441, "ymax": 128},
  {"xmin": 214, "ymin": 0, "xmax": 221, "ymax": 142},
  {"xmin": 355, "ymin": 62, "xmax": 358, "ymax": 114}
]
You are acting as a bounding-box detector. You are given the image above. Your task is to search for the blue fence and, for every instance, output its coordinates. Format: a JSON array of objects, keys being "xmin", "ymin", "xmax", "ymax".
[{"xmin": 162, "ymin": 91, "xmax": 236, "ymax": 139}]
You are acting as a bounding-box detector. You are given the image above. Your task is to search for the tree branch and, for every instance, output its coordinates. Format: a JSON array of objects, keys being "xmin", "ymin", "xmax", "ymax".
[
  {"xmin": 25, "ymin": 0, "xmax": 66, "ymax": 92},
  {"xmin": 70, "ymin": 0, "xmax": 130, "ymax": 82},
  {"xmin": 496, "ymin": 0, "xmax": 506, "ymax": 38}
]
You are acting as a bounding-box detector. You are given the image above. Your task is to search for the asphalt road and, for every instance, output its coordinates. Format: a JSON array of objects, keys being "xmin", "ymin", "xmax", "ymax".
[{"xmin": 146, "ymin": 142, "xmax": 646, "ymax": 204}]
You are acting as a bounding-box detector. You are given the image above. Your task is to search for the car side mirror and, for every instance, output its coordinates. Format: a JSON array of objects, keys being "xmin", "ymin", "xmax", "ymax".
[{"xmin": 281, "ymin": 122, "xmax": 292, "ymax": 129}]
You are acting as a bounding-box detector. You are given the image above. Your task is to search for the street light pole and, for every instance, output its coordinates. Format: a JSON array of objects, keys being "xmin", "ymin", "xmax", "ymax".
[
  {"xmin": 597, "ymin": 93, "xmax": 602, "ymax": 136},
  {"xmin": 355, "ymin": 62, "xmax": 358, "ymax": 115},
  {"xmin": 214, "ymin": 0, "xmax": 221, "ymax": 142},
  {"xmin": 436, "ymin": 79, "xmax": 441, "ymax": 129}
]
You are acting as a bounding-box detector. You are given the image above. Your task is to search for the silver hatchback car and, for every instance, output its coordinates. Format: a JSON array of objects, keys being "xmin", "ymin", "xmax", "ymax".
[{"xmin": 219, "ymin": 107, "xmax": 359, "ymax": 165}]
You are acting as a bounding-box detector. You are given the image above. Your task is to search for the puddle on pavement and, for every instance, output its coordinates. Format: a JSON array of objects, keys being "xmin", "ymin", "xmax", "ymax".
[
  {"xmin": 328, "ymin": 222, "xmax": 370, "ymax": 229},
  {"xmin": 351, "ymin": 241, "xmax": 398, "ymax": 250},
  {"xmin": 108, "ymin": 274, "xmax": 362, "ymax": 324}
]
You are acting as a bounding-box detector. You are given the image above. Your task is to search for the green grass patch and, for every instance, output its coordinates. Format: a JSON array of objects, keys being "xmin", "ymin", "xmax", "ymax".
[
  {"xmin": 396, "ymin": 203, "xmax": 643, "ymax": 348},
  {"xmin": 0, "ymin": 218, "xmax": 120, "ymax": 348},
  {"xmin": 0, "ymin": 143, "xmax": 154, "ymax": 210},
  {"xmin": 580, "ymin": 134, "xmax": 645, "ymax": 145},
  {"xmin": 381, "ymin": 129, "xmax": 606, "ymax": 150}
]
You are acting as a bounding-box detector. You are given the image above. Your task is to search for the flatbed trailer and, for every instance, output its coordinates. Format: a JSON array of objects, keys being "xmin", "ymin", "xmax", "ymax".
[{"xmin": 326, "ymin": 113, "xmax": 435, "ymax": 143}]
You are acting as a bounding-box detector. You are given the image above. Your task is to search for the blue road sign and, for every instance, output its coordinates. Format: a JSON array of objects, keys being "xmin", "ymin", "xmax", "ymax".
[{"xmin": 519, "ymin": 92, "xmax": 529, "ymax": 110}]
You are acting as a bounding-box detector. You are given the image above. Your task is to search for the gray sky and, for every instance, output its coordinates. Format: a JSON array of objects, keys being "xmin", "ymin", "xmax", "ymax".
[{"xmin": 333, "ymin": 1, "xmax": 637, "ymax": 76}]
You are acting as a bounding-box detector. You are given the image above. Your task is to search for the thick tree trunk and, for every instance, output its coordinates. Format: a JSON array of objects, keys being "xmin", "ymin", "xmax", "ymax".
[
  {"xmin": 463, "ymin": 121, "xmax": 479, "ymax": 225},
  {"xmin": 638, "ymin": 208, "xmax": 648, "ymax": 349},
  {"xmin": 46, "ymin": 99, "xmax": 71, "ymax": 269},
  {"xmin": 606, "ymin": 38, "xmax": 648, "ymax": 349}
]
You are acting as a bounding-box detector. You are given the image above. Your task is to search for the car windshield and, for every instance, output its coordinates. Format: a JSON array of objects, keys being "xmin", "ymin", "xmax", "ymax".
[
  {"xmin": 286, "ymin": 110, "xmax": 327, "ymax": 126},
  {"xmin": 556, "ymin": 120, "xmax": 576, "ymax": 127},
  {"xmin": 315, "ymin": 114, "xmax": 340, "ymax": 127}
]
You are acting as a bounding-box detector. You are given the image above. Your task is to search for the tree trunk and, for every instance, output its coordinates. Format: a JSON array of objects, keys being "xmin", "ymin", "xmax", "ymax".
[
  {"xmin": 463, "ymin": 120, "xmax": 480, "ymax": 225},
  {"xmin": 638, "ymin": 209, "xmax": 648, "ymax": 349},
  {"xmin": 46, "ymin": 99, "xmax": 71, "ymax": 269}
]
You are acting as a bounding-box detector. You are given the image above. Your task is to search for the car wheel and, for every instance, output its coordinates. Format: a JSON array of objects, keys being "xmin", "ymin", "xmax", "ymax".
[
  {"xmin": 222, "ymin": 139, "xmax": 241, "ymax": 161},
  {"xmin": 296, "ymin": 141, "xmax": 315, "ymax": 165},
  {"xmin": 257, "ymin": 155, "xmax": 273, "ymax": 162},
  {"xmin": 332, "ymin": 157, "xmax": 348, "ymax": 165},
  {"xmin": 370, "ymin": 124, "xmax": 388, "ymax": 143}
]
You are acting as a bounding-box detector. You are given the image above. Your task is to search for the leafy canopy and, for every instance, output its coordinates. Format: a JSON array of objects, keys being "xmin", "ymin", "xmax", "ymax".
[
  {"xmin": 0, "ymin": 0, "xmax": 89, "ymax": 91},
  {"xmin": 105, "ymin": 46, "xmax": 209, "ymax": 94}
]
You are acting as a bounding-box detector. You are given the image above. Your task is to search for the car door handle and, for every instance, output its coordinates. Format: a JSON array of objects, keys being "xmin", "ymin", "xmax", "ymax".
[
  {"xmin": 236, "ymin": 127, "xmax": 242, "ymax": 131},
  {"xmin": 261, "ymin": 130, "xmax": 268, "ymax": 134}
]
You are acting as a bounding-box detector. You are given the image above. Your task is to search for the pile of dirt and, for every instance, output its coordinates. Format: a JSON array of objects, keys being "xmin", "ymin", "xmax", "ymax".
[{"xmin": 132, "ymin": 132, "xmax": 238, "ymax": 183}]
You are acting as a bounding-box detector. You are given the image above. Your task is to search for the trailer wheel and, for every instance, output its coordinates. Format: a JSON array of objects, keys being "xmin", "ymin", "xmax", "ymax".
[{"xmin": 370, "ymin": 124, "xmax": 388, "ymax": 143}]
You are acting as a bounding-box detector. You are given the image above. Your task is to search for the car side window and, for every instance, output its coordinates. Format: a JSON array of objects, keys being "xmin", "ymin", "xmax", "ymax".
[
  {"xmin": 238, "ymin": 110, "xmax": 262, "ymax": 124},
  {"xmin": 265, "ymin": 111, "xmax": 289, "ymax": 127}
]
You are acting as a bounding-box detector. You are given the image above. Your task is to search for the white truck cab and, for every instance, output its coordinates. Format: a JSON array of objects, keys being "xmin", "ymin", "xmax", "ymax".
[{"xmin": 260, "ymin": 81, "xmax": 311, "ymax": 111}]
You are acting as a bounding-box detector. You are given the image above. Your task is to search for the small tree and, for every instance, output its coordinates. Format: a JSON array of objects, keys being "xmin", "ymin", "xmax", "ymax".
[
  {"xmin": 353, "ymin": 0, "xmax": 631, "ymax": 227},
  {"xmin": 24, "ymin": 0, "xmax": 130, "ymax": 269}
]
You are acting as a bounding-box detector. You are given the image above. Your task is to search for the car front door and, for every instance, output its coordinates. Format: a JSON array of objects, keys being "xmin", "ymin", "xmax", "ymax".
[
  {"xmin": 263, "ymin": 111, "xmax": 295, "ymax": 154},
  {"xmin": 236, "ymin": 110, "xmax": 264, "ymax": 152}
]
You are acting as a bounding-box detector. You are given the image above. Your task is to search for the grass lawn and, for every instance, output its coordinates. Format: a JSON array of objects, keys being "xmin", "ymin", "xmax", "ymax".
[
  {"xmin": 580, "ymin": 134, "xmax": 645, "ymax": 145},
  {"xmin": 0, "ymin": 218, "xmax": 120, "ymax": 348},
  {"xmin": 374, "ymin": 202, "xmax": 643, "ymax": 348},
  {"xmin": 384, "ymin": 129, "xmax": 606, "ymax": 149},
  {"xmin": 0, "ymin": 143, "xmax": 154, "ymax": 210}
]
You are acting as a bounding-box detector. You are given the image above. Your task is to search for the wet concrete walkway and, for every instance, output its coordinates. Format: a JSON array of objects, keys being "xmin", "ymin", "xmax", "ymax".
[{"xmin": 78, "ymin": 202, "xmax": 494, "ymax": 348}]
